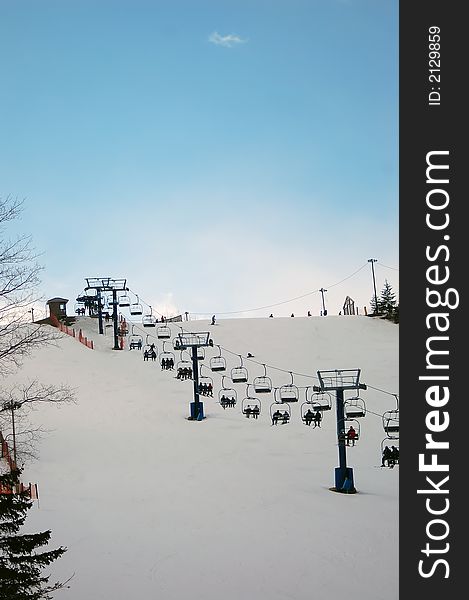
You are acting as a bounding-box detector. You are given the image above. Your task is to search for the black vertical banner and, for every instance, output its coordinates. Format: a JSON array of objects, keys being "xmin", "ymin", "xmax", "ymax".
[{"xmin": 400, "ymin": 2, "xmax": 465, "ymax": 598}]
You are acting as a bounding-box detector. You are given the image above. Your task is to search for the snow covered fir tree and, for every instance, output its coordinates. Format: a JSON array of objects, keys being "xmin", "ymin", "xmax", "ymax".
[
  {"xmin": 370, "ymin": 280, "xmax": 399, "ymax": 323},
  {"xmin": 0, "ymin": 468, "xmax": 68, "ymax": 600}
]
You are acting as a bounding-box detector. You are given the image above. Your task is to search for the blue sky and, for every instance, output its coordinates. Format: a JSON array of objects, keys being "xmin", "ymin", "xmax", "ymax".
[{"xmin": 1, "ymin": 0, "xmax": 398, "ymax": 319}]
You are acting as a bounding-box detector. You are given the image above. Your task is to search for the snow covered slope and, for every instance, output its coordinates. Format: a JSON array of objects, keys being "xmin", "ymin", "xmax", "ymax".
[{"xmin": 9, "ymin": 315, "xmax": 399, "ymax": 600}]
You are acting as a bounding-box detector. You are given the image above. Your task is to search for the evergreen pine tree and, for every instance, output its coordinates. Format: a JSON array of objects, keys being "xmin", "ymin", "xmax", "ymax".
[
  {"xmin": 0, "ymin": 468, "xmax": 68, "ymax": 600},
  {"xmin": 379, "ymin": 280, "xmax": 397, "ymax": 317}
]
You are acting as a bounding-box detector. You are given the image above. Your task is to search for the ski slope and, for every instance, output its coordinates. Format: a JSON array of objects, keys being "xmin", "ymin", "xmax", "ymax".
[{"xmin": 10, "ymin": 315, "xmax": 398, "ymax": 600}]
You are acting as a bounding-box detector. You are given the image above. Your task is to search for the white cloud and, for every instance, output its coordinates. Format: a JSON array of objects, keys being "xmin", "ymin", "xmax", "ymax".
[{"xmin": 208, "ymin": 31, "xmax": 247, "ymax": 48}]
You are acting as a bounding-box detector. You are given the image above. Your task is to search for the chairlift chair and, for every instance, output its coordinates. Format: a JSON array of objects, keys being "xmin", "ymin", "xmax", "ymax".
[
  {"xmin": 241, "ymin": 389, "xmax": 261, "ymax": 419},
  {"xmin": 74, "ymin": 301, "xmax": 85, "ymax": 314},
  {"xmin": 278, "ymin": 372, "xmax": 299, "ymax": 403},
  {"xmin": 159, "ymin": 341, "xmax": 175, "ymax": 367},
  {"xmin": 196, "ymin": 347, "xmax": 205, "ymax": 361},
  {"xmin": 142, "ymin": 307, "xmax": 157, "ymax": 328},
  {"xmin": 253, "ymin": 365, "xmax": 272, "ymax": 394},
  {"xmin": 176, "ymin": 360, "xmax": 193, "ymax": 381},
  {"xmin": 130, "ymin": 296, "xmax": 143, "ymax": 316},
  {"xmin": 382, "ymin": 409, "xmax": 399, "ymax": 438},
  {"xmin": 176, "ymin": 358, "xmax": 192, "ymax": 370},
  {"xmin": 380, "ymin": 438, "xmax": 399, "ymax": 467},
  {"xmin": 198, "ymin": 369, "xmax": 214, "ymax": 396},
  {"xmin": 231, "ymin": 355, "xmax": 248, "ymax": 383},
  {"xmin": 157, "ymin": 324, "xmax": 171, "ymax": 339},
  {"xmin": 270, "ymin": 402, "xmax": 291, "ymax": 425},
  {"xmin": 305, "ymin": 388, "xmax": 333, "ymax": 411},
  {"xmin": 340, "ymin": 418, "xmax": 360, "ymax": 446},
  {"xmin": 129, "ymin": 326, "xmax": 143, "ymax": 350},
  {"xmin": 210, "ymin": 346, "xmax": 226, "ymax": 372},
  {"xmin": 344, "ymin": 394, "xmax": 366, "ymax": 418},
  {"xmin": 300, "ymin": 402, "xmax": 324, "ymax": 427},
  {"xmin": 218, "ymin": 376, "xmax": 237, "ymax": 409},
  {"xmin": 118, "ymin": 293, "xmax": 131, "ymax": 308}
]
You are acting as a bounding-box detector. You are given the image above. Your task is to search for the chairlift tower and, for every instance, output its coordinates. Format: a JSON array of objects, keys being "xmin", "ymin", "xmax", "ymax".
[
  {"xmin": 315, "ymin": 369, "xmax": 367, "ymax": 494},
  {"xmin": 177, "ymin": 331, "xmax": 213, "ymax": 420},
  {"xmin": 84, "ymin": 278, "xmax": 128, "ymax": 349}
]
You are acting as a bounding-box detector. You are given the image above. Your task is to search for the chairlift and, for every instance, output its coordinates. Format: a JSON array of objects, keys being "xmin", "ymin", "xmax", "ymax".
[
  {"xmin": 344, "ymin": 394, "xmax": 366, "ymax": 418},
  {"xmin": 210, "ymin": 346, "xmax": 227, "ymax": 372},
  {"xmin": 339, "ymin": 418, "xmax": 360, "ymax": 446},
  {"xmin": 157, "ymin": 324, "xmax": 171, "ymax": 339},
  {"xmin": 198, "ymin": 367, "xmax": 214, "ymax": 396},
  {"xmin": 176, "ymin": 351, "xmax": 193, "ymax": 380},
  {"xmin": 142, "ymin": 306, "xmax": 157, "ymax": 328},
  {"xmin": 270, "ymin": 402, "xmax": 291, "ymax": 425},
  {"xmin": 305, "ymin": 387, "xmax": 333, "ymax": 411},
  {"xmin": 231, "ymin": 355, "xmax": 248, "ymax": 383},
  {"xmin": 173, "ymin": 337, "xmax": 182, "ymax": 351},
  {"xmin": 142, "ymin": 334, "xmax": 157, "ymax": 356},
  {"xmin": 278, "ymin": 372, "xmax": 299, "ymax": 403},
  {"xmin": 241, "ymin": 387, "xmax": 261, "ymax": 419},
  {"xmin": 129, "ymin": 296, "xmax": 143, "ymax": 316},
  {"xmin": 218, "ymin": 376, "xmax": 237, "ymax": 409},
  {"xmin": 253, "ymin": 364, "xmax": 272, "ymax": 394},
  {"xmin": 128, "ymin": 326, "xmax": 143, "ymax": 350},
  {"xmin": 74, "ymin": 301, "xmax": 85, "ymax": 314},
  {"xmin": 383, "ymin": 408, "xmax": 399, "ymax": 438},
  {"xmin": 159, "ymin": 341, "xmax": 175, "ymax": 368},
  {"xmin": 118, "ymin": 293, "xmax": 131, "ymax": 308},
  {"xmin": 380, "ymin": 438, "xmax": 399, "ymax": 467},
  {"xmin": 196, "ymin": 347, "xmax": 205, "ymax": 361},
  {"xmin": 300, "ymin": 402, "xmax": 324, "ymax": 427}
]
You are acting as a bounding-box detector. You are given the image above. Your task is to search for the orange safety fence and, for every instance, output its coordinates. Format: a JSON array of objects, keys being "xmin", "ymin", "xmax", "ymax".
[
  {"xmin": 50, "ymin": 314, "xmax": 94, "ymax": 349},
  {"xmin": 0, "ymin": 431, "xmax": 39, "ymax": 501},
  {"xmin": 1, "ymin": 430, "xmax": 17, "ymax": 471}
]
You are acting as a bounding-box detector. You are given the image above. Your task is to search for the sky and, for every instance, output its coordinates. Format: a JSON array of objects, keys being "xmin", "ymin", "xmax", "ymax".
[
  {"xmin": 2, "ymin": 314, "xmax": 399, "ymax": 600},
  {"xmin": 0, "ymin": 0, "xmax": 399, "ymax": 320}
]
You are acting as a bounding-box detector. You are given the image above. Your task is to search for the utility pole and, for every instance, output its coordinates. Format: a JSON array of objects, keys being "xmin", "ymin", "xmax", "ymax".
[
  {"xmin": 28, "ymin": 308, "xmax": 35, "ymax": 322},
  {"xmin": 319, "ymin": 288, "xmax": 328, "ymax": 316},
  {"xmin": 368, "ymin": 259, "xmax": 378, "ymax": 315},
  {"xmin": 10, "ymin": 401, "xmax": 17, "ymax": 464}
]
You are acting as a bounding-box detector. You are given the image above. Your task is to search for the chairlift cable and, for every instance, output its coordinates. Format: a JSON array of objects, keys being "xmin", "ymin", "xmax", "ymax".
[{"xmin": 188, "ymin": 263, "xmax": 369, "ymax": 315}]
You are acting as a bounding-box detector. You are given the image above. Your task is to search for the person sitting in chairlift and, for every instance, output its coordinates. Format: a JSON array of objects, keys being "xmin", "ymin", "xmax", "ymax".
[
  {"xmin": 272, "ymin": 409, "xmax": 282, "ymax": 426},
  {"xmin": 382, "ymin": 445, "xmax": 392, "ymax": 467},
  {"xmin": 282, "ymin": 410, "xmax": 290, "ymax": 424},
  {"xmin": 390, "ymin": 445, "xmax": 399, "ymax": 466},
  {"xmin": 252, "ymin": 405, "xmax": 260, "ymax": 419},
  {"xmin": 314, "ymin": 410, "xmax": 322, "ymax": 427},
  {"xmin": 304, "ymin": 408, "xmax": 315, "ymax": 426},
  {"xmin": 143, "ymin": 350, "xmax": 149, "ymax": 361},
  {"xmin": 346, "ymin": 426, "xmax": 357, "ymax": 446}
]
